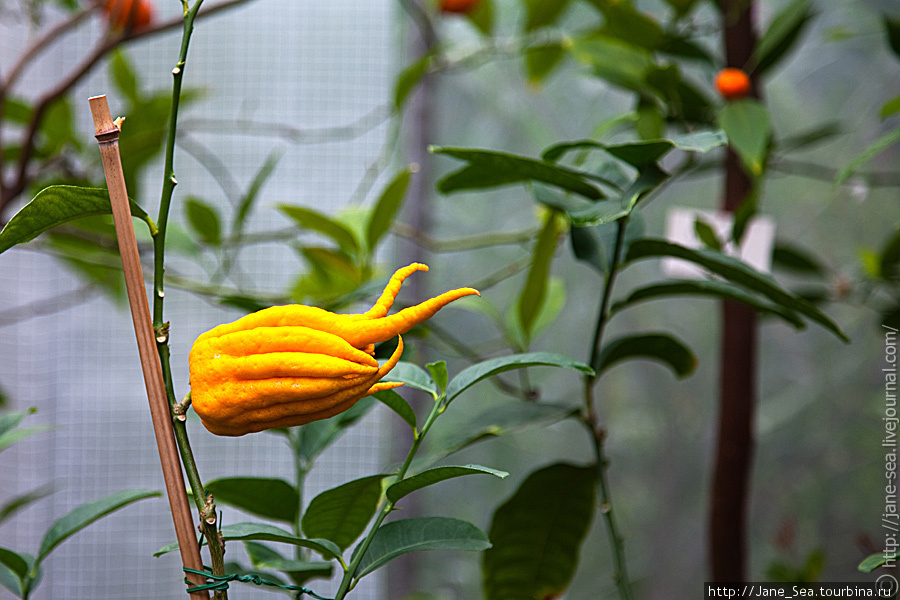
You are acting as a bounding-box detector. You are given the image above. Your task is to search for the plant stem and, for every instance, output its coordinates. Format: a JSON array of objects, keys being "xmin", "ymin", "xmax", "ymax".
[
  {"xmin": 583, "ymin": 218, "xmax": 634, "ymax": 600},
  {"xmin": 149, "ymin": 1, "xmax": 227, "ymax": 596},
  {"xmin": 334, "ymin": 397, "xmax": 442, "ymax": 599}
]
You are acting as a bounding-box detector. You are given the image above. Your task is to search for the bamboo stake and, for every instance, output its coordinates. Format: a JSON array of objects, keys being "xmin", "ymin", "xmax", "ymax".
[{"xmin": 89, "ymin": 95, "xmax": 209, "ymax": 599}]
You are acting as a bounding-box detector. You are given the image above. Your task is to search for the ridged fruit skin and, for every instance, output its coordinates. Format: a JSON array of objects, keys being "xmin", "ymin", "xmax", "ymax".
[{"xmin": 189, "ymin": 263, "xmax": 479, "ymax": 436}]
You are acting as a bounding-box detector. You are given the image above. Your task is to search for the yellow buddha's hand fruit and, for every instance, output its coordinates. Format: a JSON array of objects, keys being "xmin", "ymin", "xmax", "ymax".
[{"xmin": 189, "ymin": 263, "xmax": 479, "ymax": 436}]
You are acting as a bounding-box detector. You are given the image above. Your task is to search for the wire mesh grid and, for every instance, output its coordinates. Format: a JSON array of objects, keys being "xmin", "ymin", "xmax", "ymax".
[{"xmin": 1, "ymin": 1, "xmax": 395, "ymax": 598}]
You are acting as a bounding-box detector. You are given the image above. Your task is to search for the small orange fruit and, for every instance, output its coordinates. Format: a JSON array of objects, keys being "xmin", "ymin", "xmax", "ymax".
[
  {"xmin": 103, "ymin": 0, "xmax": 154, "ymax": 31},
  {"xmin": 715, "ymin": 68, "xmax": 752, "ymax": 100},
  {"xmin": 440, "ymin": 0, "xmax": 481, "ymax": 14}
]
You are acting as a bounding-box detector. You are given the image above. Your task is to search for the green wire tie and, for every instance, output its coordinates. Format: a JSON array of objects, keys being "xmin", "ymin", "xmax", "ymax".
[{"xmin": 184, "ymin": 566, "xmax": 333, "ymax": 600}]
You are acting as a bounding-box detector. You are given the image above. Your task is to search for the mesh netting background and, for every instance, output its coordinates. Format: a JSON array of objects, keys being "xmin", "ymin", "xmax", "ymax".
[{"xmin": 0, "ymin": 1, "xmax": 395, "ymax": 598}]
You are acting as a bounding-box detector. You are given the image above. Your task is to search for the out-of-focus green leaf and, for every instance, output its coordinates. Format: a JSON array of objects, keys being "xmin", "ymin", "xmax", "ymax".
[
  {"xmin": 585, "ymin": 0, "xmax": 665, "ymax": 50},
  {"xmin": 523, "ymin": 0, "xmax": 572, "ymax": 32},
  {"xmin": 0, "ymin": 555, "xmax": 24, "ymax": 597},
  {"xmin": 625, "ymin": 239, "xmax": 848, "ymax": 341},
  {"xmin": 694, "ymin": 218, "xmax": 721, "ymax": 251},
  {"xmin": 446, "ymin": 352, "xmax": 593, "ymax": 403},
  {"xmin": 234, "ymin": 150, "xmax": 281, "ymax": 238},
  {"xmin": 518, "ymin": 211, "xmax": 561, "ymax": 339},
  {"xmin": 858, "ymin": 552, "xmax": 888, "ymax": 573},
  {"xmin": 0, "ymin": 548, "xmax": 28, "ymax": 580},
  {"xmin": 467, "ymin": 0, "xmax": 493, "ymax": 35},
  {"xmin": 836, "ymin": 128, "xmax": 900, "ymax": 185},
  {"xmin": 609, "ymin": 279, "xmax": 804, "ymax": 329},
  {"xmin": 281, "ymin": 205, "xmax": 360, "ymax": 255},
  {"xmin": 387, "ymin": 466, "xmax": 507, "ymax": 504},
  {"xmin": 428, "ymin": 403, "xmax": 577, "ymax": 459},
  {"xmin": 353, "ymin": 517, "xmax": 490, "ymax": 578},
  {"xmin": 302, "ymin": 476, "xmax": 384, "ymax": 551},
  {"xmin": 0, "ymin": 485, "xmax": 55, "ymax": 525},
  {"xmin": 394, "ymin": 54, "xmax": 433, "ymax": 111},
  {"xmin": 526, "ymin": 43, "xmax": 567, "ymax": 85},
  {"xmin": 662, "ymin": 0, "xmax": 701, "ymax": 18},
  {"xmin": 110, "ymin": 49, "xmax": 140, "ymax": 104},
  {"xmin": 483, "ymin": 463, "xmax": 595, "ymax": 600},
  {"xmin": 366, "ymin": 169, "xmax": 411, "ymax": 251},
  {"xmin": 752, "ymin": 0, "xmax": 813, "ymax": 75},
  {"xmin": 433, "ymin": 147, "xmax": 604, "ymax": 200},
  {"xmin": 542, "ymin": 130, "xmax": 726, "ymax": 166},
  {"xmin": 772, "ymin": 243, "xmax": 827, "ymax": 277},
  {"xmin": 570, "ymin": 225, "xmax": 607, "ymax": 274},
  {"xmin": 596, "ymin": 333, "xmax": 697, "ymax": 378},
  {"xmin": 886, "ymin": 16, "xmax": 900, "ymax": 60},
  {"xmin": 0, "ymin": 186, "xmax": 153, "ymax": 255},
  {"xmin": 39, "ymin": 97, "xmax": 80, "ymax": 155},
  {"xmin": 570, "ymin": 34, "xmax": 653, "ymax": 94},
  {"xmin": 38, "ymin": 490, "xmax": 160, "ymax": 562},
  {"xmin": 184, "ymin": 197, "xmax": 222, "ymax": 246},
  {"xmin": 882, "ymin": 95, "xmax": 900, "ymax": 119},
  {"xmin": 205, "ymin": 477, "xmax": 298, "ymax": 524},
  {"xmin": 719, "ymin": 100, "xmax": 771, "ymax": 175},
  {"xmin": 2, "ymin": 98, "xmax": 32, "ymax": 124},
  {"xmin": 779, "ymin": 122, "xmax": 841, "ymax": 151}
]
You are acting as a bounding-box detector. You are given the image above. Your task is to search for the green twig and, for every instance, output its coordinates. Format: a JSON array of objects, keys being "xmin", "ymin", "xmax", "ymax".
[
  {"xmin": 583, "ymin": 218, "xmax": 634, "ymax": 600},
  {"xmin": 148, "ymin": 1, "xmax": 227, "ymax": 596}
]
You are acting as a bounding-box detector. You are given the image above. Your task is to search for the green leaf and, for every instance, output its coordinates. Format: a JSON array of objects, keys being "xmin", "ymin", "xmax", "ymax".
[
  {"xmin": 523, "ymin": 0, "xmax": 571, "ymax": 32},
  {"xmin": 374, "ymin": 389, "xmax": 417, "ymax": 431},
  {"xmin": 387, "ymin": 362, "xmax": 438, "ymax": 397},
  {"xmin": 354, "ymin": 517, "xmax": 490, "ymax": 578},
  {"xmin": 446, "ymin": 352, "xmax": 593, "ymax": 403},
  {"xmin": 429, "ymin": 403, "xmax": 577, "ymax": 458},
  {"xmin": 0, "ymin": 410, "xmax": 34, "ymax": 440},
  {"xmin": 662, "ymin": 0, "xmax": 701, "ymax": 19},
  {"xmin": 425, "ymin": 361, "xmax": 449, "ymax": 395},
  {"xmin": 879, "ymin": 228, "xmax": 900, "ymax": 280},
  {"xmin": 858, "ymin": 552, "xmax": 888, "ymax": 573},
  {"xmin": 570, "ymin": 225, "xmax": 607, "ymax": 274},
  {"xmin": 39, "ymin": 96, "xmax": 80, "ymax": 155},
  {"xmin": 366, "ymin": 169, "xmax": 411, "ymax": 251},
  {"xmin": 693, "ymin": 218, "xmax": 721, "ymax": 251},
  {"xmin": 394, "ymin": 54, "xmax": 433, "ymax": 110},
  {"xmin": 0, "ymin": 485, "xmax": 55, "ymax": 525},
  {"xmin": 609, "ymin": 279, "xmax": 804, "ymax": 329},
  {"xmin": 882, "ymin": 95, "xmax": 900, "ymax": 119},
  {"xmin": 751, "ymin": 0, "xmax": 813, "ymax": 75},
  {"xmin": 280, "ymin": 205, "xmax": 360, "ymax": 255},
  {"xmin": 243, "ymin": 542, "xmax": 333, "ymax": 580},
  {"xmin": 433, "ymin": 147, "xmax": 604, "ymax": 200},
  {"xmin": 0, "ymin": 558, "xmax": 24, "ymax": 597},
  {"xmin": 596, "ymin": 333, "xmax": 697, "ymax": 378},
  {"xmin": 886, "ymin": 16, "xmax": 900, "ymax": 61},
  {"xmin": 110, "ymin": 49, "xmax": 140, "ymax": 104},
  {"xmin": 302, "ymin": 475, "xmax": 384, "ymax": 551},
  {"xmin": 550, "ymin": 165, "xmax": 667, "ymax": 227},
  {"xmin": 2, "ymin": 98, "xmax": 32, "ymax": 124},
  {"xmin": 0, "ymin": 548, "xmax": 28, "ymax": 580},
  {"xmin": 526, "ymin": 43, "xmax": 567, "ymax": 86},
  {"xmin": 624, "ymin": 239, "xmax": 848, "ymax": 341},
  {"xmin": 234, "ymin": 150, "xmax": 281, "ymax": 238},
  {"xmin": 571, "ymin": 34, "xmax": 653, "ymax": 94},
  {"xmin": 0, "ymin": 422, "xmax": 52, "ymax": 453},
  {"xmin": 184, "ymin": 197, "xmax": 222, "ymax": 246},
  {"xmin": 205, "ymin": 477, "xmax": 299, "ymax": 524},
  {"xmin": 772, "ymin": 243, "xmax": 827, "ymax": 276},
  {"xmin": 835, "ymin": 128, "xmax": 900, "ymax": 185},
  {"xmin": 483, "ymin": 463, "xmax": 596, "ymax": 600},
  {"xmin": 719, "ymin": 100, "xmax": 771, "ymax": 176},
  {"xmin": 0, "ymin": 186, "xmax": 154, "ymax": 255},
  {"xmin": 542, "ymin": 130, "xmax": 727, "ymax": 166},
  {"xmin": 296, "ymin": 397, "xmax": 375, "ymax": 462},
  {"xmin": 155, "ymin": 523, "xmax": 343, "ymax": 561},
  {"xmin": 387, "ymin": 465, "xmax": 508, "ymax": 504},
  {"xmin": 518, "ymin": 211, "xmax": 561, "ymax": 339},
  {"xmin": 467, "ymin": 0, "xmax": 493, "ymax": 34},
  {"xmin": 38, "ymin": 489, "xmax": 160, "ymax": 562}
]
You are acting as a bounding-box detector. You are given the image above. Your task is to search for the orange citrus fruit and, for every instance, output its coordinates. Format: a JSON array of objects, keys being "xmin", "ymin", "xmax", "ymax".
[
  {"xmin": 103, "ymin": 0, "xmax": 154, "ymax": 31},
  {"xmin": 715, "ymin": 68, "xmax": 752, "ymax": 100},
  {"xmin": 440, "ymin": 0, "xmax": 481, "ymax": 14}
]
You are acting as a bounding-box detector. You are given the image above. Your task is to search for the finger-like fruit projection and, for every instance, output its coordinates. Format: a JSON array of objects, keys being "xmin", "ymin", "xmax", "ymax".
[{"xmin": 189, "ymin": 263, "xmax": 478, "ymax": 436}]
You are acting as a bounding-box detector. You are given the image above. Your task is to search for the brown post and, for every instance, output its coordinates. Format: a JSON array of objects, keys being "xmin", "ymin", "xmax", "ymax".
[
  {"xmin": 89, "ymin": 95, "xmax": 209, "ymax": 598},
  {"xmin": 710, "ymin": 0, "xmax": 760, "ymax": 583}
]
